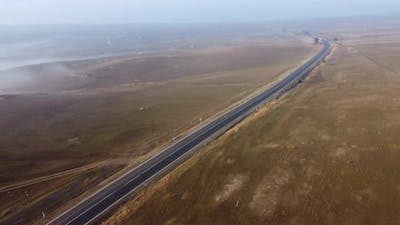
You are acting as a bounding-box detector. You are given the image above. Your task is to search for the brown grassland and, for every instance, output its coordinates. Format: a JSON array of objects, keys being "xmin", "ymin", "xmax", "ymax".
[
  {"xmin": 104, "ymin": 24, "xmax": 400, "ymax": 225},
  {"xmin": 0, "ymin": 32, "xmax": 315, "ymax": 224}
]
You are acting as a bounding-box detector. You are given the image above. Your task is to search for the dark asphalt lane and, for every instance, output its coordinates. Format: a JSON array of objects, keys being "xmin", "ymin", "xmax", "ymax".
[{"xmin": 48, "ymin": 39, "xmax": 331, "ymax": 225}]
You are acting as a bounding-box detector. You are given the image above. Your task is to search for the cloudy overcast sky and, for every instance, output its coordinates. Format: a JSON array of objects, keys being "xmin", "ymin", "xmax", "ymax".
[{"xmin": 1, "ymin": 0, "xmax": 400, "ymax": 24}]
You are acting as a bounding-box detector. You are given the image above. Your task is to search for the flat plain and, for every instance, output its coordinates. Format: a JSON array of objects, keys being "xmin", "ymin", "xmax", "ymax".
[
  {"xmin": 0, "ymin": 26, "xmax": 316, "ymax": 224},
  {"xmin": 104, "ymin": 19, "xmax": 400, "ymax": 225}
]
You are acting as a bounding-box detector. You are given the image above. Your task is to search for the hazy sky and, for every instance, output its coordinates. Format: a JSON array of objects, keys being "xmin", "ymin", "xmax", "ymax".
[{"xmin": 1, "ymin": 0, "xmax": 400, "ymax": 24}]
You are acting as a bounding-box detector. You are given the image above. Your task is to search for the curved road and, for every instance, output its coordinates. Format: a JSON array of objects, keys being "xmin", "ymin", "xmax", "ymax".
[{"xmin": 49, "ymin": 38, "xmax": 332, "ymax": 225}]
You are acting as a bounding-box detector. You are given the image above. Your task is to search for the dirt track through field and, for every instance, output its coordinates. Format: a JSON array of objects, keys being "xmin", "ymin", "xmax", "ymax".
[{"xmin": 0, "ymin": 162, "xmax": 107, "ymax": 193}]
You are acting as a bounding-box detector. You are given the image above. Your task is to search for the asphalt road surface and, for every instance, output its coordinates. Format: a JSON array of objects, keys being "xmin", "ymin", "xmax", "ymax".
[{"xmin": 48, "ymin": 38, "xmax": 332, "ymax": 225}]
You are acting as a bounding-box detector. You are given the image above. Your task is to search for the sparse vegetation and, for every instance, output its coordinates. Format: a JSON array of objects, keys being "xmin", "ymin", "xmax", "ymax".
[
  {"xmin": 0, "ymin": 30, "xmax": 315, "ymax": 224},
  {"xmin": 2, "ymin": 1, "xmax": 400, "ymax": 225},
  {"xmin": 104, "ymin": 24, "xmax": 400, "ymax": 225}
]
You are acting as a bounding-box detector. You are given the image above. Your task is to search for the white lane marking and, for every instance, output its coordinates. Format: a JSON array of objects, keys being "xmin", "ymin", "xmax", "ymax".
[{"xmin": 50, "ymin": 40, "xmax": 331, "ymax": 225}]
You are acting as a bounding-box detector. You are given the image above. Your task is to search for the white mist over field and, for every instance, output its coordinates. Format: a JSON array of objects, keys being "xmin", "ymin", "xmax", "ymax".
[{"xmin": 0, "ymin": 0, "xmax": 399, "ymax": 94}]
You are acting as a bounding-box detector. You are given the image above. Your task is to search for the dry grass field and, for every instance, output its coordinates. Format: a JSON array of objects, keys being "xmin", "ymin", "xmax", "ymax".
[
  {"xmin": 104, "ymin": 23, "xmax": 400, "ymax": 225},
  {"xmin": 0, "ymin": 29, "xmax": 315, "ymax": 224}
]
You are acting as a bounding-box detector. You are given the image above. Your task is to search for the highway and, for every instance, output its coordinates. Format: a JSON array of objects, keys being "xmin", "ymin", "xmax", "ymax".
[{"xmin": 48, "ymin": 38, "xmax": 331, "ymax": 225}]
